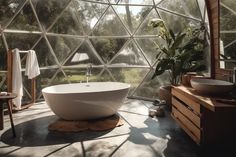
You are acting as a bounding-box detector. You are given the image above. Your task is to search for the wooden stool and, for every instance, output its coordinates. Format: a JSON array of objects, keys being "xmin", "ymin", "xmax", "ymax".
[{"xmin": 0, "ymin": 93, "xmax": 17, "ymax": 137}]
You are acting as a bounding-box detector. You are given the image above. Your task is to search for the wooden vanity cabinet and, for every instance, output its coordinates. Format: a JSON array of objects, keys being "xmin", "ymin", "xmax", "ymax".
[{"xmin": 171, "ymin": 86, "xmax": 236, "ymax": 146}]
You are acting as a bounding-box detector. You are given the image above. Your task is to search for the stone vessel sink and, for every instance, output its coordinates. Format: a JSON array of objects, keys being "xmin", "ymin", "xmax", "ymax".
[{"xmin": 190, "ymin": 78, "xmax": 234, "ymax": 95}]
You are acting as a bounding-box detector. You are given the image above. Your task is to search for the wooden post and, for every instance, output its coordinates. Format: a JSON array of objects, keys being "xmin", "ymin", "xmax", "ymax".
[{"xmin": 7, "ymin": 50, "xmax": 13, "ymax": 110}]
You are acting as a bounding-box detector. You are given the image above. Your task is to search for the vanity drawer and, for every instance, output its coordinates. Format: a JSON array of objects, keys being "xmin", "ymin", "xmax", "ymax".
[
  {"xmin": 172, "ymin": 97, "xmax": 201, "ymax": 128},
  {"xmin": 172, "ymin": 89, "xmax": 200, "ymax": 115},
  {"xmin": 172, "ymin": 107, "xmax": 201, "ymax": 144}
]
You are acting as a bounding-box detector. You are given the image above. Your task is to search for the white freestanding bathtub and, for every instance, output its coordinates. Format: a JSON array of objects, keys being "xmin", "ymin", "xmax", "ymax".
[{"xmin": 42, "ymin": 82, "xmax": 130, "ymax": 120}]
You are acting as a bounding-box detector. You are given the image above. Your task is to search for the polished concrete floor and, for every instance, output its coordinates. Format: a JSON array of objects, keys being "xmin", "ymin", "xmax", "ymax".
[{"xmin": 0, "ymin": 99, "xmax": 230, "ymax": 157}]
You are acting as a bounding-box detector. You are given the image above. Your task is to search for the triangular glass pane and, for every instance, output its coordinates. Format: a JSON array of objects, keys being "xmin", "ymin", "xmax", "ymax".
[
  {"xmin": 47, "ymin": 35, "xmax": 83, "ymax": 64},
  {"xmin": 220, "ymin": 33, "xmax": 236, "ymax": 47},
  {"xmin": 7, "ymin": 2, "xmax": 40, "ymax": 31},
  {"xmin": 136, "ymin": 38, "xmax": 162, "ymax": 66},
  {"xmin": 5, "ymin": 33, "xmax": 41, "ymax": 50},
  {"xmin": 0, "ymin": 0, "xmax": 26, "ymax": 27},
  {"xmin": 92, "ymin": 7, "xmax": 128, "ymax": 36},
  {"xmin": 114, "ymin": 5, "xmax": 152, "ymax": 34},
  {"xmin": 64, "ymin": 67, "xmax": 102, "ymax": 83},
  {"xmin": 111, "ymin": 40, "xmax": 148, "ymax": 66},
  {"xmin": 98, "ymin": 69, "xmax": 115, "ymax": 82},
  {"xmin": 49, "ymin": 2, "xmax": 84, "ymax": 35},
  {"xmin": 221, "ymin": 0, "xmax": 236, "ymax": 11},
  {"xmin": 4, "ymin": 33, "xmax": 41, "ymax": 69},
  {"xmin": 34, "ymin": 38, "xmax": 58, "ymax": 67},
  {"xmin": 219, "ymin": 61, "xmax": 236, "ymax": 70},
  {"xmin": 158, "ymin": 10, "xmax": 199, "ymax": 34},
  {"xmin": 109, "ymin": 68, "xmax": 149, "ymax": 95},
  {"xmin": 135, "ymin": 9, "xmax": 161, "ymax": 35},
  {"xmin": 0, "ymin": 77, "xmax": 7, "ymax": 91},
  {"xmin": 158, "ymin": 0, "xmax": 201, "ymax": 19},
  {"xmin": 73, "ymin": 0, "xmax": 108, "ymax": 35},
  {"xmin": 205, "ymin": 9, "xmax": 209, "ymax": 25},
  {"xmin": 36, "ymin": 68, "xmax": 58, "ymax": 99},
  {"xmin": 197, "ymin": 0, "xmax": 205, "ymax": 19},
  {"xmin": 119, "ymin": 0, "xmax": 160, "ymax": 5},
  {"xmin": 37, "ymin": 94, "xmax": 44, "ymax": 101},
  {"xmin": 32, "ymin": 0, "xmax": 71, "ymax": 30},
  {"xmin": 220, "ymin": 5, "xmax": 236, "ymax": 31},
  {"xmin": 90, "ymin": 38, "xmax": 128, "ymax": 63},
  {"xmin": 89, "ymin": 68, "xmax": 106, "ymax": 82},
  {"xmin": 0, "ymin": 36, "xmax": 7, "ymax": 70},
  {"xmin": 22, "ymin": 72, "xmax": 33, "ymax": 104},
  {"xmin": 64, "ymin": 41, "xmax": 102, "ymax": 66},
  {"xmin": 223, "ymin": 42, "xmax": 236, "ymax": 60},
  {"xmin": 133, "ymin": 69, "xmax": 170, "ymax": 99},
  {"xmin": 50, "ymin": 70, "xmax": 69, "ymax": 85}
]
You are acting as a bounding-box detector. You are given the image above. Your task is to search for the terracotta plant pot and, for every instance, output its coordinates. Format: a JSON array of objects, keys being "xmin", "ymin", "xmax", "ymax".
[
  {"xmin": 181, "ymin": 72, "xmax": 197, "ymax": 87},
  {"xmin": 158, "ymin": 85, "xmax": 172, "ymax": 110}
]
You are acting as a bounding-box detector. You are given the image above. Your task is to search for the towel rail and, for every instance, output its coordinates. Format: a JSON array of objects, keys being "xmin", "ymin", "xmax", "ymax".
[
  {"xmin": 7, "ymin": 49, "xmax": 36, "ymax": 111},
  {"xmin": 18, "ymin": 50, "xmax": 29, "ymax": 53}
]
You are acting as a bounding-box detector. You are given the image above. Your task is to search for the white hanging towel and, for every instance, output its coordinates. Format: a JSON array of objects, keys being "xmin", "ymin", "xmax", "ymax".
[
  {"xmin": 12, "ymin": 48, "xmax": 23, "ymax": 110},
  {"xmin": 25, "ymin": 50, "xmax": 40, "ymax": 79}
]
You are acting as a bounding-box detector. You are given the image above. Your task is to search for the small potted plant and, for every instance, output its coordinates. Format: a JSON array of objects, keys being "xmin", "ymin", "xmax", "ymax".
[{"xmin": 150, "ymin": 19, "xmax": 207, "ymax": 108}]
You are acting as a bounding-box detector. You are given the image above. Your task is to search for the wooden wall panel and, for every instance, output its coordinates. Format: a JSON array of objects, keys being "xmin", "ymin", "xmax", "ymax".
[{"xmin": 205, "ymin": 0, "xmax": 219, "ymax": 79}]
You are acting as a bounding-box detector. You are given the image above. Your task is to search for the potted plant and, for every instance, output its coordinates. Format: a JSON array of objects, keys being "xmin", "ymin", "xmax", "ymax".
[{"xmin": 150, "ymin": 19, "xmax": 207, "ymax": 108}]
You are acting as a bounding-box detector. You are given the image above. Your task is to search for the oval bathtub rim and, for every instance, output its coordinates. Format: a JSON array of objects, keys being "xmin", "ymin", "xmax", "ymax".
[{"xmin": 42, "ymin": 82, "xmax": 131, "ymax": 94}]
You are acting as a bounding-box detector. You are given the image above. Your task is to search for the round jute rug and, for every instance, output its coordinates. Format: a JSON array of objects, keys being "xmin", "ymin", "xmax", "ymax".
[{"xmin": 48, "ymin": 114, "xmax": 124, "ymax": 132}]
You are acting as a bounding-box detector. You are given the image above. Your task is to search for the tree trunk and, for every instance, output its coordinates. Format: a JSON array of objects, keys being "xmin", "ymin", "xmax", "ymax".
[{"xmin": 125, "ymin": 0, "xmax": 133, "ymax": 31}]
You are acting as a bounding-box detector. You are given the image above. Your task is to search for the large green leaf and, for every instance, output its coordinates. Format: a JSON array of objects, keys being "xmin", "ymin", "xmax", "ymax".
[
  {"xmin": 171, "ymin": 33, "xmax": 186, "ymax": 50},
  {"xmin": 152, "ymin": 59, "xmax": 171, "ymax": 79},
  {"xmin": 150, "ymin": 19, "xmax": 207, "ymax": 84},
  {"xmin": 169, "ymin": 29, "xmax": 175, "ymax": 40}
]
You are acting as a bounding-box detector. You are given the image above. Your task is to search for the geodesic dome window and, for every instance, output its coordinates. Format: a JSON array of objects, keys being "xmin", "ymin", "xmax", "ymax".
[
  {"xmin": 220, "ymin": 0, "xmax": 236, "ymax": 70},
  {"xmin": 0, "ymin": 0, "xmax": 210, "ymax": 101}
]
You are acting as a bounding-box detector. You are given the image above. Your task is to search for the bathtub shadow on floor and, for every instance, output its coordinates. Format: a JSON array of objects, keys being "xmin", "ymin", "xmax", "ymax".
[{"xmin": 1, "ymin": 115, "xmax": 118, "ymax": 147}]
